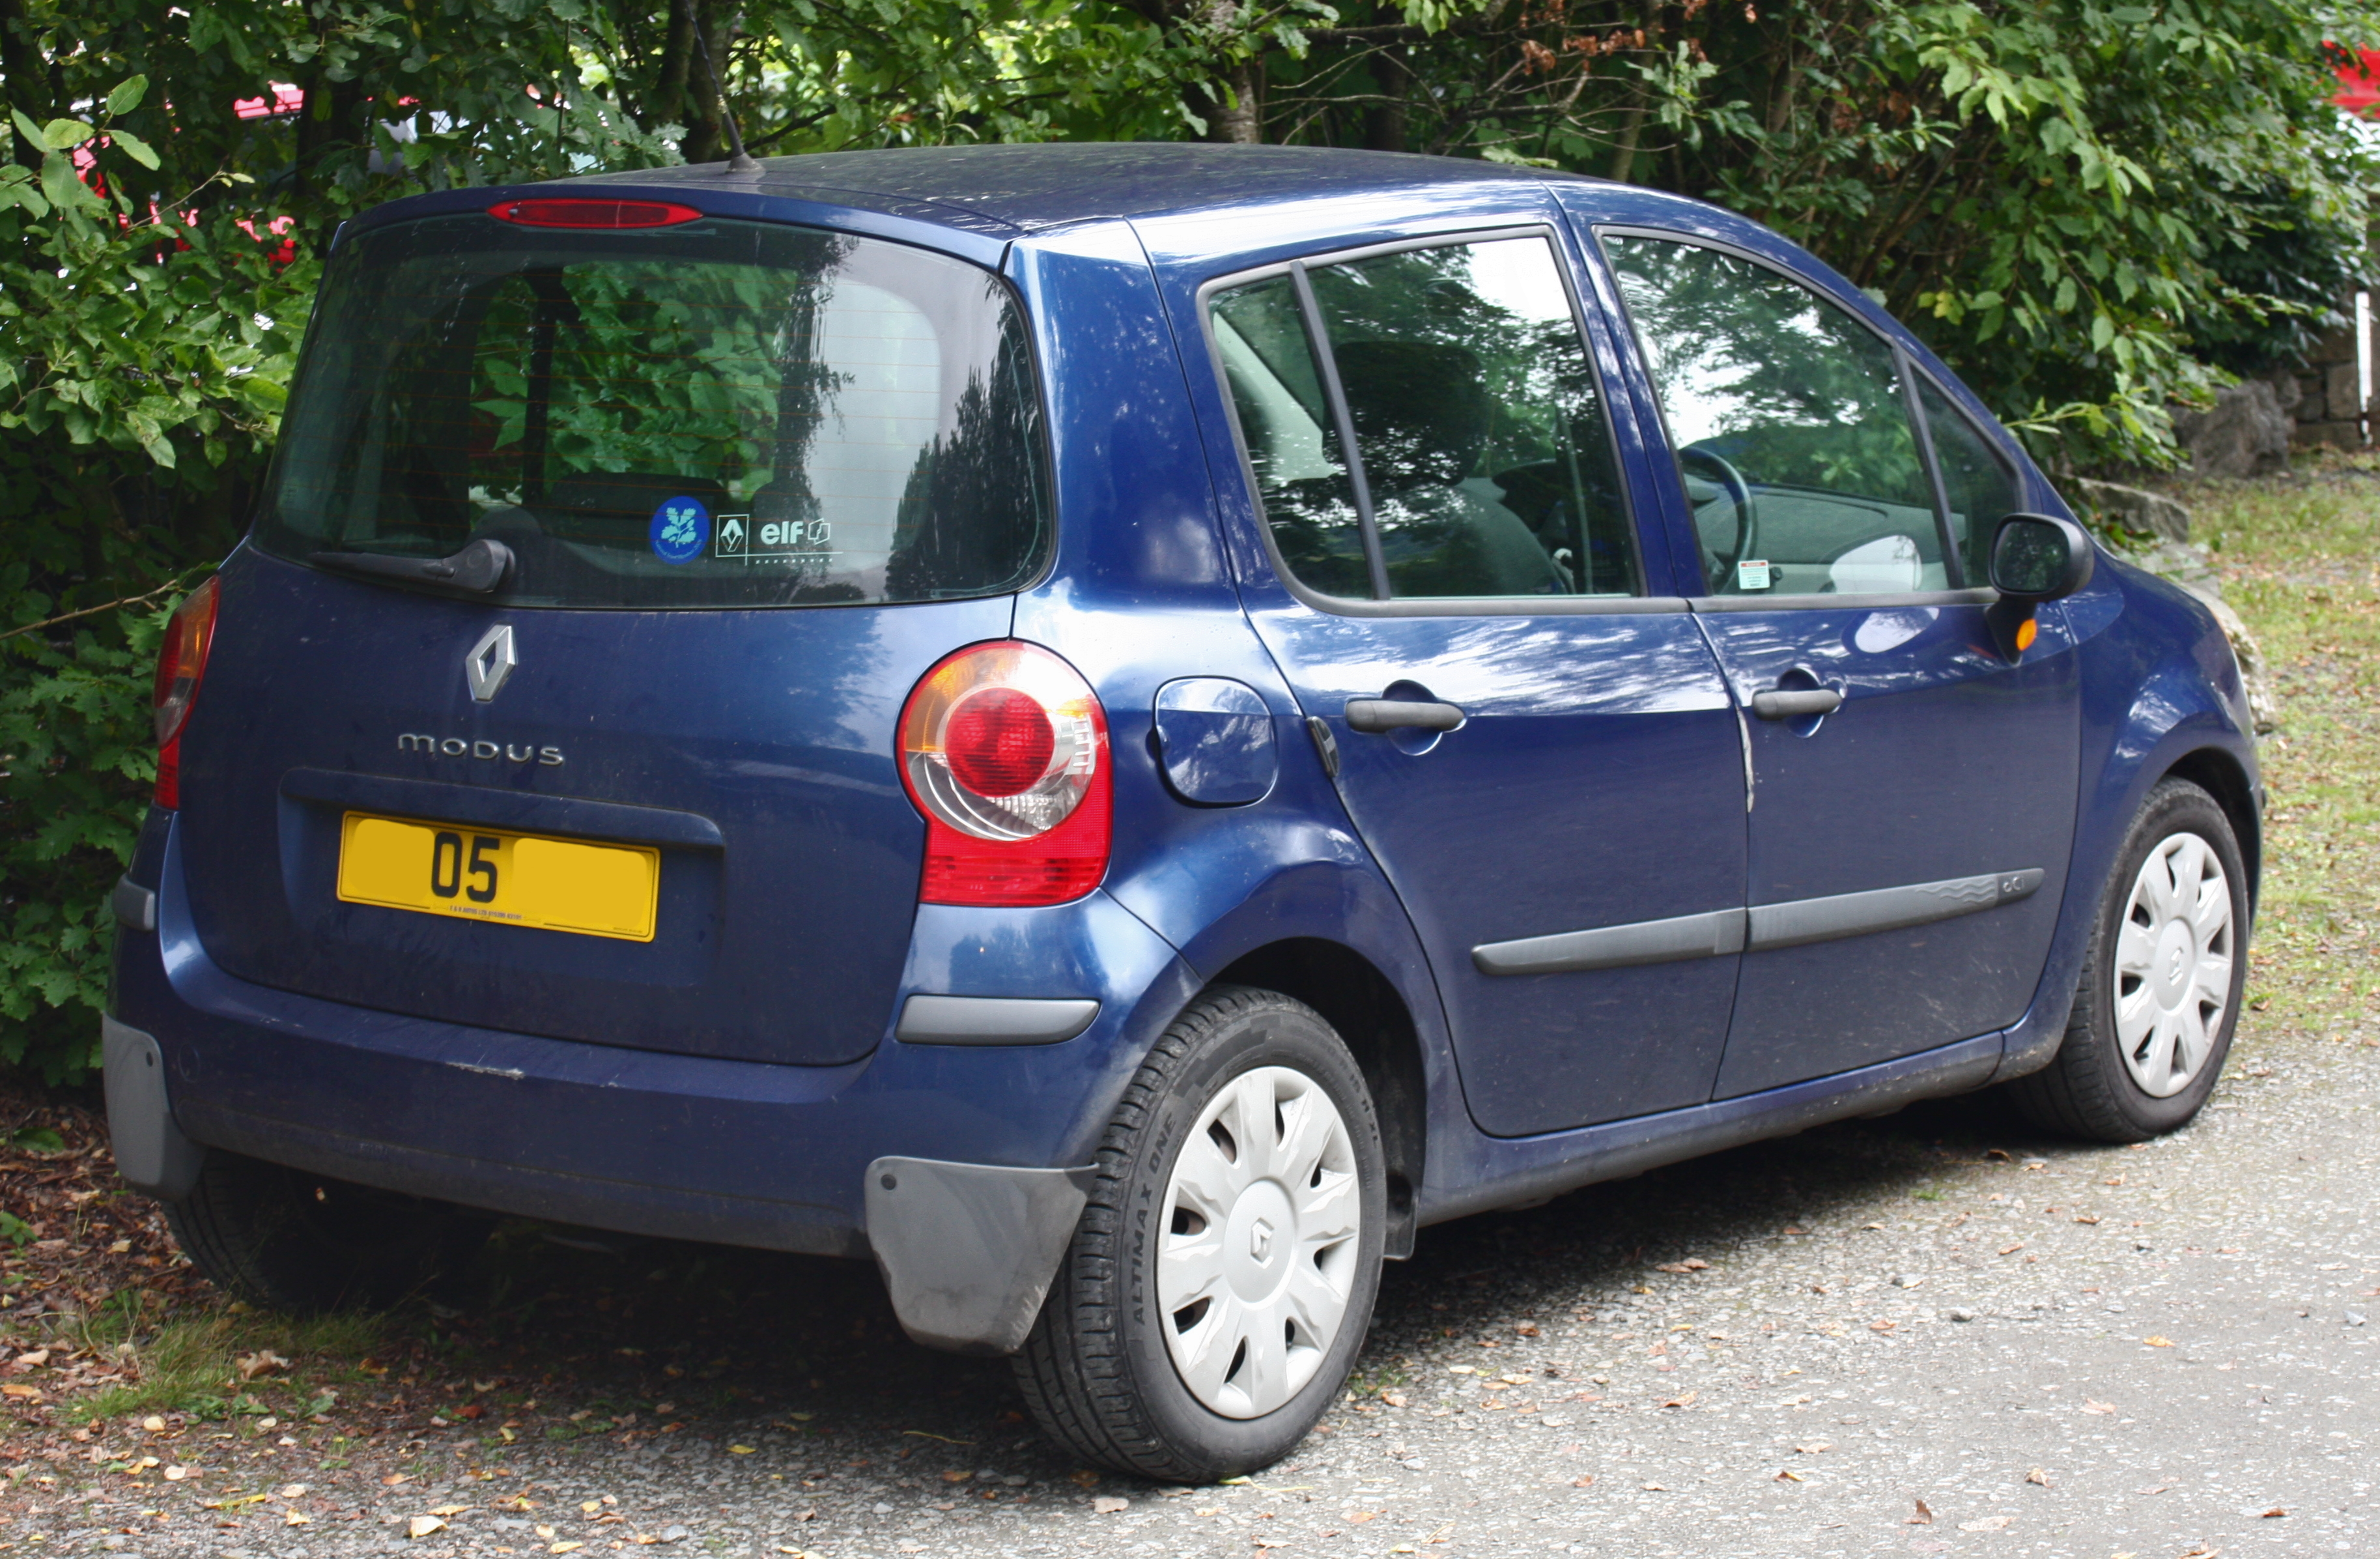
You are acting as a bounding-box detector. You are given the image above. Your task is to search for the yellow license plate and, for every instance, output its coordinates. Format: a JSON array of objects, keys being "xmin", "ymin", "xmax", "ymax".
[{"xmin": 335, "ymin": 812, "xmax": 660, "ymax": 941}]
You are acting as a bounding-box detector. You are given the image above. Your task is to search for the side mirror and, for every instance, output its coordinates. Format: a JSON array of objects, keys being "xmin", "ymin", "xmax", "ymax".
[
  {"xmin": 1983, "ymin": 513, "xmax": 2094, "ymax": 661},
  {"xmin": 1988, "ymin": 513, "xmax": 2095, "ymax": 601}
]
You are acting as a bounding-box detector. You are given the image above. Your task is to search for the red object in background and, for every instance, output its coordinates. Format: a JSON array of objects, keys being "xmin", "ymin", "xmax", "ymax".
[
  {"xmin": 2333, "ymin": 44, "xmax": 2380, "ymax": 115},
  {"xmin": 232, "ymin": 83, "xmax": 307, "ymax": 120}
]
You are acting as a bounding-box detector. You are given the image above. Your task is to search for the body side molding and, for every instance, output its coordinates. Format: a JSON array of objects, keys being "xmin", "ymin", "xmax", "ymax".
[{"xmin": 1473, "ymin": 869, "xmax": 2043, "ymax": 976}]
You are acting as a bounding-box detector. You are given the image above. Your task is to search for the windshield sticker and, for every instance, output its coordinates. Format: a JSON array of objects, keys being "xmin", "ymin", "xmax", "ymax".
[
  {"xmin": 649, "ymin": 496, "xmax": 712, "ymax": 565},
  {"xmin": 712, "ymin": 513, "xmax": 833, "ymax": 564}
]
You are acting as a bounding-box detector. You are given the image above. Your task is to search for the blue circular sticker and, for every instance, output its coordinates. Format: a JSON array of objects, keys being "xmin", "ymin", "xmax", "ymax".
[{"xmin": 649, "ymin": 496, "xmax": 711, "ymax": 565}]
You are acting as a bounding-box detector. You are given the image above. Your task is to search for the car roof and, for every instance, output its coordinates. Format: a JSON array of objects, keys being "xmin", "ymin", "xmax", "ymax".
[{"xmin": 558, "ymin": 143, "xmax": 1588, "ymax": 236}]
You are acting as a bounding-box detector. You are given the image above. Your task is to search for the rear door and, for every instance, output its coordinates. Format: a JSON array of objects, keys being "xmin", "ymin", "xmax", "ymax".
[
  {"xmin": 178, "ymin": 205, "xmax": 1051, "ymax": 1066},
  {"xmin": 1189, "ymin": 223, "xmax": 1750, "ymax": 1137},
  {"xmin": 1594, "ymin": 228, "xmax": 2079, "ymax": 1096}
]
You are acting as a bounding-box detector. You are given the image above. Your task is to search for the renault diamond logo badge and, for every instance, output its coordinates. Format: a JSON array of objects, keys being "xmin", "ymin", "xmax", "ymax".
[{"xmin": 465, "ymin": 625, "xmax": 517, "ymax": 703}]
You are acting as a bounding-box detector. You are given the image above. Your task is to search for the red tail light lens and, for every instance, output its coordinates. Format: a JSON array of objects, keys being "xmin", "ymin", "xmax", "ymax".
[
  {"xmin": 485, "ymin": 198, "xmax": 704, "ymax": 229},
  {"xmin": 898, "ymin": 642, "xmax": 1111, "ymax": 906},
  {"xmin": 152, "ymin": 576, "xmax": 220, "ymax": 808}
]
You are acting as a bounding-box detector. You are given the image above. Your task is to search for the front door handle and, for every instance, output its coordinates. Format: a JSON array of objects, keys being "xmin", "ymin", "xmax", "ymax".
[
  {"xmin": 1346, "ymin": 698, "xmax": 1466, "ymax": 733},
  {"xmin": 1750, "ymin": 688, "xmax": 1843, "ymax": 721}
]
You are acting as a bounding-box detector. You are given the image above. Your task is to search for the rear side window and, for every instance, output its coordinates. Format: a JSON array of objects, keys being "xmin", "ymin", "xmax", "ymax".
[
  {"xmin": 256, "ymin": 213, "xmax": 1050, "ymax": 608},
  {"xmin": 1211, "ymin": 235, "xmax": 1639, "ymax": 603}
]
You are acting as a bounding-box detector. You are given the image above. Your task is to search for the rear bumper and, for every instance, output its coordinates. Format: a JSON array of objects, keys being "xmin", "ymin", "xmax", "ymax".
[{"xmin": 109, "ymin": 809, "xmax": 1197, "ymax": 1273}]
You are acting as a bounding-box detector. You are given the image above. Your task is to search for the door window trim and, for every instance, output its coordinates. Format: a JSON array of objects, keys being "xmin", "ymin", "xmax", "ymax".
[
  {"xmin": 1593, "ymin": 223, "xmax": 1992, "ymax": 612},
  {"xmin": 1196, "ymin": 224, "xmax": 1686, "ymax": 620}
]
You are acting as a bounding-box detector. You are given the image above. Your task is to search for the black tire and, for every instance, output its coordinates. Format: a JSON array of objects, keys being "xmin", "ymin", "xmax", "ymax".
[
  {"xmin": 164, "ymin": 1151, "xmax": 492, "ymax": 1315},
  {"xmin": 2005, "ymin": 777, "xmax": 2249, "ymax": 1142},
  {"xmin": 1012, "ymin": 986, "xmax": 1387, "ymax": 1482}
]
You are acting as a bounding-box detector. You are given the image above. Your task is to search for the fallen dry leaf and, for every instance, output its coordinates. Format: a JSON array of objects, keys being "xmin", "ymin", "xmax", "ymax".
[
  {"xmin": 141, "ymin": 1415, "xmax": 166, "ymax": 1432},
  {"xmin": 162, "ymin": 1465, "xmax": 190, "ymax": 1482},
  {"xmin": 1381, "ymin": 1391, "xmax": 1408, "ymax": 1407},
  {"xmin": 1070, "ymin": 1470, "xmax": 1100, "ymax": 1489},
  {"xmin": 2083, "ymin": 1400, "xmax": 2118, "ymax": 1415},
  {"xmin": 941, "ymin": 1469, "xmax": 972, "ymax": 1483},
  {"xmin": 1998, "ymin": 1242, "xmax": 2025, "ymax": 1256},
  {"xmin": 1960, "ymin": 1515, "xmax": 2012, "ymax": 1531},
  {"xmin": 2144, "ymin": 1336, "xmax": 2175, "ymax": 1348},
  {"xmin": 1908, "ymin": 1498, "xmax": 1934, "ymax": 1524},
  {"xmin": 1570, "ymin": 1475, "xmax": 1594, "ymax": 1488},
  {"xmin": 10, "ymin": 1349, "xmax": 49, "ymax": 1369},
  {"xmin": 431, "ymin": 1504, "xmax": 469, "ymax": 1517},
  {"xmin": 284, "ymin": 1511, "xmax": 309, "ymax": 1527},
  {"xmin": 1660, "ymin": 1391, "xmax": 1697, "ymax": 1409},
  {"xmin": 1776, "ymin": 1469, "xmax": 1804, "ymax": 1482},
  {"xmin": 728, "ymin": 1444, "xmax": 756, "ymax": 1455},
  {"xmin": 1092, "ymin": 1495, "xmax": 1128, "ymax": 1514},
  {"xmin": 234, "ymin": 1349, "xmax": 289, "ymax": 1382},
  {"xmin": 407, "ymin": 1515, "xmax": 447, "ymax": 1539},
  {"xmin": 278, "ymin": 1484, "xmax": 309, "ymax": 1499},
  {"xmin": 383, "ymin": 1473, "xmax": 412, "ymax": 1487},
  {"xmin": 2075, "ymin": 1214, "xmax": 2101, "ymax": 1225},
  {"xmin": 2261, "ymin": 1508, "xmax": 2286, "ymax": 1518},
  {"xmin": 1348, "ymin": 1510, "xmax": 1379, "ymax": 1523},
  {"xmin": 1, "ymin": 1383, "xmax": 40, "ymax": 1401},
  {"xmin": 2026, "ymin": 1468, "xmax": 2048, "ymax": 1487},
  {"xmin": 1795, "ymin": 1442, "xmax": 1831, "ymax": 1454}
]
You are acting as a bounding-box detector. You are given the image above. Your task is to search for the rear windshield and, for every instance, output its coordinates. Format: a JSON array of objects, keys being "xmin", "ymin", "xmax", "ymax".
[{"xmin": 254, "ymin": 212, "xmax": 1051, "ymax": 608}]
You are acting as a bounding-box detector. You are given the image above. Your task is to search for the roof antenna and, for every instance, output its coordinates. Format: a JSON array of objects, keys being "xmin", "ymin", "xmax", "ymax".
[{"xmin": 692, "ymin": 23, "xmax": 761, "ymax": 175}]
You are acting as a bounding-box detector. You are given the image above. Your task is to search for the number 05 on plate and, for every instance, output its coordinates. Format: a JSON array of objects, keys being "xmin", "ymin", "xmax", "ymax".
[{"xmin": 335, "ymin": 812, "xmax": 660, "ymax": 941}]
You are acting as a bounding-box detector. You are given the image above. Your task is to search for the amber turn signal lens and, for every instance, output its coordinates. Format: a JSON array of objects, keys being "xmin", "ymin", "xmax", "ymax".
[{"xmin": 2014, "ymin": 616, "xmax": 2038, "ymax": 652}]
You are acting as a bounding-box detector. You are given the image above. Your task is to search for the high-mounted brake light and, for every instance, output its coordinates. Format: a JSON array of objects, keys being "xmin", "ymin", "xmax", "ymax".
[
  {"xmin": 898, "ymin": 642, "xmax": 1111, "ymax": 907},
  {"xmin": 485, "ymin": 198, "xmax": 704, "ymax": 229},
  {"xmin": 152, "ymin": 576, "xmax": 220, "ymax": 809}
]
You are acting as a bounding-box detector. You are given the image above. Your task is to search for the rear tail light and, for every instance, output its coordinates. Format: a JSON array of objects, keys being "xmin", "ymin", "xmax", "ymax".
[
  {"xmin": 898, "ymin": 642, "xmax": 1111, "ymax": 906},
  {"xmin": 152, "ymin": 576, "xmax": 220, "ymax": 809},
  {"xmin": 486, "ymin": 198, "xmax": 703, "ymax": 228}
]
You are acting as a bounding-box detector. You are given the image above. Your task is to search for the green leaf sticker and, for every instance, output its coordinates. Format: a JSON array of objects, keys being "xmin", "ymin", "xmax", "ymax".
[{"xmin": 106, "ymin": 75, "xmax": 150, "ymax": 118}]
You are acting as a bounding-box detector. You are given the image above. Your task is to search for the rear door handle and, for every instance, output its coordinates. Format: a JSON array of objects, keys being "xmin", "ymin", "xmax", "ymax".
[
  {"xmin": 1346, "ymin": 698, "xmax": 1466, "ymax": 733},
  {"xmin": 1750, "ymin": 688, "xmax": 1843, "ymax": 721}
]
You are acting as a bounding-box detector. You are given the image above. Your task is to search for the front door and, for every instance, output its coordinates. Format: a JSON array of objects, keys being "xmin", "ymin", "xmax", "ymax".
[
  {"xmin": 1193, "ymin": 227, "xmax": 1749, "ymax": 1137},
  {"xmin": 1599, "ymin": 231, "xmax": 2080, "ymax": 1096}
]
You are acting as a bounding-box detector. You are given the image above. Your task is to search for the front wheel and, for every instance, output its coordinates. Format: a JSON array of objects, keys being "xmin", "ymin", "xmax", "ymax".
[
  {"xmin": 1013, "ymin": 987, "xmax": 1386, "ymax": 1482},
  {"xmin": 2005, "ymin": 777, "xmax": 2249, "ymax": 1141}
]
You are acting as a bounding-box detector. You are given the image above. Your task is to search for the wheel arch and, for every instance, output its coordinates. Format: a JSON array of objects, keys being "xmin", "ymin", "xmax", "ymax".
[
  {"xmin": 1206, "ymin": 937, "xmax": 1427, "ymax": 1259},
  {"xmin": 2158, "ymin": 743, "xmax": 2261, "ymax": 913}
]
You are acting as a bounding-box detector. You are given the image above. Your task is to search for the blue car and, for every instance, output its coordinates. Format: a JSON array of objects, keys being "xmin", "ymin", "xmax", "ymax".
[{"xmin": 105, "ymin": 144, "xmax": 2259, "ymax": 1480}]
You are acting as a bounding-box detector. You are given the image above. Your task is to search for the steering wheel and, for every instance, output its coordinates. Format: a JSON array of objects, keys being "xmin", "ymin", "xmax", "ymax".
[{"xmin": 1680, "ymin": 444, "xmax": 1759, "ymax": 591}]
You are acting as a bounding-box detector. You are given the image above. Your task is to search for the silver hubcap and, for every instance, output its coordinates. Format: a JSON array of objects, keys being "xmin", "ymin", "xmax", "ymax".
[
  {"xmin": 1157, "ymin": 1066, "xmax": 1362, "ymax": 1419},
  {"xmin": 2114, "ymin": 831, "xmax": 2235, "ymax": 1098}
]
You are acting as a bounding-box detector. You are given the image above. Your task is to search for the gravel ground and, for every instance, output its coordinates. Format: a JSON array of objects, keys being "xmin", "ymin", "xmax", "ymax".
[{"xmin": 6, "ymin": 464, "xmax": 2377, "ymax": 1559}]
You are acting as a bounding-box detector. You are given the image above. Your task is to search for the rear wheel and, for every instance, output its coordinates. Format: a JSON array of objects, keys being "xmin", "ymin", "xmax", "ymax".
[
  {"xmin": 2005, "ymin": 778, "xmax": 2248, "ymax": 1142},
  {"xmin": 1013, "ymin": 986, "xmax": 1385, "ymax": 1482},
  {"xmin": 165, "ymin": 1151, "xmax": 491, "ymax": 1314}
]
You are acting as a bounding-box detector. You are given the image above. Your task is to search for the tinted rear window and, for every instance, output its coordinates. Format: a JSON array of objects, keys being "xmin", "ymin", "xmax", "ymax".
[{"xmin": 255, "ymin": 212, "xmax": 1051, "ymax": 608}]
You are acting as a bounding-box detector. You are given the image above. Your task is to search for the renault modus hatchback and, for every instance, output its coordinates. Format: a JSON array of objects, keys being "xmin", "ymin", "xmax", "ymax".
[{"xmin": 106, "ymin": 144, "xmax": 2260, "ymax": 1480}]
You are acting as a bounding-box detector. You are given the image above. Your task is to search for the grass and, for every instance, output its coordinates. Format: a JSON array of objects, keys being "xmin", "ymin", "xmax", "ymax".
[
  {"xmin": 2182, "ymin": 453, "xmax": 2380, "ymax": 1048},
  {"xmin": 68, "ymin": 1298, "xmax": 385, "ymax": 1424}
]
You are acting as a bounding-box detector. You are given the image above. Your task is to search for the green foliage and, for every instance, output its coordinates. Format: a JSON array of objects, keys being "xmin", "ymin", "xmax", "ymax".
[{"xmin": 2, "ymin": 0, "xmax": 2374, "ymax": 1083}]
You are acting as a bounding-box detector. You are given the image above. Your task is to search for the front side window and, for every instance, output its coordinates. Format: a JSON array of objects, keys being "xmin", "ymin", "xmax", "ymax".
[
  {"xmin": 1211, "ymin": 235, "xmax": 1638, "ymax": 603},
  {"xmin": 1917, "ymin": 378, "xmax": 2019, "ymax": 585},
  {"xmin": 1604, "ymin": 235, "xmax": 1949, "ymax": 598},
  {"xmin": 255, "ymin": 214, "xmax": 1049, "ymax": 608}
]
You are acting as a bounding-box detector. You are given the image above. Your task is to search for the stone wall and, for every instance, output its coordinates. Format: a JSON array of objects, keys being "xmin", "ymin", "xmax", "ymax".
[{"xmin": 2279, "ymin": 309, "xmax": 2368, "ymax": 448}]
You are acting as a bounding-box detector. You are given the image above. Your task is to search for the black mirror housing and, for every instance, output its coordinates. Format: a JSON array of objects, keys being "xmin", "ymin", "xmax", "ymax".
[{"xmin": 1988, "ymin": 513, "xmax": 2095, "ymax": 602}]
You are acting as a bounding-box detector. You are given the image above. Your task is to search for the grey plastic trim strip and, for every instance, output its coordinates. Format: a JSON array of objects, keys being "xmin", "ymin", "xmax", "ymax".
[
  {"xmin": 896, "ymin": 994, "xmax": 1101, "ymax": 1046},
  {"xmin": 1690, "ymin": 586, "xmax": 1997, "ymax": 613},
  {"xmin": 1473, "ymin": 908, "xmax": 1745, "ymax": 976},
  {"xmin": 110, "ymin": 876, "xmax": 156, "ymax": 933},
  {"xmin": 1748, "ymin": 868, "xmax": 2043, "ymax": 952},
  {"xmin": 1471, "ymin": 868, "xmax": 2043, "ymax": 976}
]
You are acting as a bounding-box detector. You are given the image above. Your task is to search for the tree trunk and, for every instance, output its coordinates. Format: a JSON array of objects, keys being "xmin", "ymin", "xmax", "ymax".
[
  {"xmin": 1362, "ymin": 42, "xmax": 1410, "ymax": 152},
  {"xmin": 1204, "ymin": 1, "xmax": 1262, "ymax": 143},
  {"xmin": 0, "ymin": 0, "xmax": 46, "ymax": 173}
]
